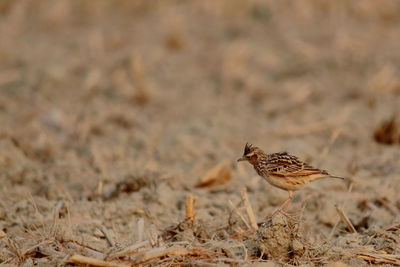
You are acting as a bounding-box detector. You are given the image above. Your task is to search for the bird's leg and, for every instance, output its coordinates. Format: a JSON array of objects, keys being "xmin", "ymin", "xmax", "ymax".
[
  {"xmin": 279, "ymin": 191, "xmax": 294, "ymax": 211},
  {"xmin": 268, "ymin": 191, "xmax": 295, "ymax": 218}
]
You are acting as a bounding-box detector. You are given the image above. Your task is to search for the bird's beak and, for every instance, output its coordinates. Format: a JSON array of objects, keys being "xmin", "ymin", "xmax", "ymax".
[{"xmin": 237, "ymin": 157, "xmax": 246, "ymax": 162}]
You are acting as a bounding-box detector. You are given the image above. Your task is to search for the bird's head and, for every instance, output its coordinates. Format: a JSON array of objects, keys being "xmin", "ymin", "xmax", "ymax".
[{"xmin": 237, "ymin": 143, "xmax": 264, "ymax": 165}]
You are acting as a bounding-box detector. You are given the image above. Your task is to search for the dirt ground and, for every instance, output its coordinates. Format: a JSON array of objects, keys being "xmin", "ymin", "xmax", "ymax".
[{"xmin": 1, "ymin": 1, "xmax": 400, "ymax": 266}]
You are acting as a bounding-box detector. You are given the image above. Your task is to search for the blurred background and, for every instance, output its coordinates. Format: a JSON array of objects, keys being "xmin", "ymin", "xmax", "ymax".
[{"xmin": 1, "ymin": 0, "xmax": 400, "ymax": 264}]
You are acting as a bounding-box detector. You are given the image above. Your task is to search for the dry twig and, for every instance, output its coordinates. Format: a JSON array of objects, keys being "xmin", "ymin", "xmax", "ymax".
[
  {"xmin": 107, "ymin": 240, "xmax": 150, "ymax": 260},
  {"xmin": 241, "ymin": 188, "xmax": 258, "ymax": 231},
  {"xmin": 136, "ymin": 218, "xmax": 145, "ymax": 242},
  {"xmin": 64, "ymin": 240, "xmax": 106, "ymax": 259},
  {"xmin": 329, "ymin": 183, "xmax": 353, "ymax": 239},
  {"xmin": 185, "ymin": 194, "xmax": 196, "ymax": 221},
  {"xmin": 52, "ymin": 201, "xmax": 64, "ymax": 222},
  {"xmin": 228, "ymin": 200, "xmax": 251, "ymax": 230},
  {"xmin": 357, "ymin": 252, "xmax": 400, "ymax": 266},
  {"xmin": 68, "ymin": 254, "xmax": 130, "ymax": 267},
  {"xmin": 130, "ymin": 246, "xmax": 192, "ymax": 265},
  {"xmin": 335, "ymin": 204, "xmax": 357, "ymax": 233},
  {"xmin": 100, "ymin": 226, "xmax": 116, "ymax": 247}
]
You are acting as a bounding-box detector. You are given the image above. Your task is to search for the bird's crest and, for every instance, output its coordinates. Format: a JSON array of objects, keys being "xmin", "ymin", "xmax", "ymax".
[{"xmin": 244, "ymin": 142, "xmax": 253, "ymax": 155}]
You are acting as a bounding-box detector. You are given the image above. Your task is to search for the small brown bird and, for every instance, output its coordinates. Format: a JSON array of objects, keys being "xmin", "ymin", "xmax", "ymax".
[{"xmin": 237, "ymin": 143, "xmax": 344, "ymax": 217}]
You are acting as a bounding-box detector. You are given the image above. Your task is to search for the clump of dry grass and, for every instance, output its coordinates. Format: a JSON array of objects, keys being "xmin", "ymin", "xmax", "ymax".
[{"xmin": 250, "ymin": 213, "xmax": 308, "ymax": 264}]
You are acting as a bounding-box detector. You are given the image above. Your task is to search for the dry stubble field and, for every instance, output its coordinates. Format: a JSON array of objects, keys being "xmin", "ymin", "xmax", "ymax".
[{"xmin": 1, "ymin": 1, "xmax": 400, "ymax": 266}]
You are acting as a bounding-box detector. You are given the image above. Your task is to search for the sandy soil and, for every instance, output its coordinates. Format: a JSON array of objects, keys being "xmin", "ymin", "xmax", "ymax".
[{"xmin": 1, "ymin": 1, "xmax": 400, "ymax": 266}]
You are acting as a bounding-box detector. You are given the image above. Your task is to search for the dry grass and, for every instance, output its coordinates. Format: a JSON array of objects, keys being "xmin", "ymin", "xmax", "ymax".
[{"xmin": 1, "ymin": 0, "xmax": 400, "ymax": 266}]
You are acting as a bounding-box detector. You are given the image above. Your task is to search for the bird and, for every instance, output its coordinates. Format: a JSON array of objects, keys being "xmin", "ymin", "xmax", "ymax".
[{"xmin": 237, "ymin": 143, "xmax": 345, "ymax": 217}]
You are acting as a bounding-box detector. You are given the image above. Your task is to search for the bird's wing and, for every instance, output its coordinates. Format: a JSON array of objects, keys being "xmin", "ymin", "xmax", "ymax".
[{"xmin": 266, "ymin": 152, "xmax": 325, "ymax": 177}]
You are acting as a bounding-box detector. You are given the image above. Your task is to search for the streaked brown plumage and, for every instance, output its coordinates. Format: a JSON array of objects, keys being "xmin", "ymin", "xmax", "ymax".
[{"xmin": 237, "ymin": 143, "xmax": 344, "ymax": 216}]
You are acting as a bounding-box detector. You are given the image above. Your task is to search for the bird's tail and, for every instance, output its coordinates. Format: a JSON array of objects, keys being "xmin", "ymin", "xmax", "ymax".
[
  {"xmin": 329, "ymin": 175, "xmax": 346, "ymax": 180},
  {"xmin": 320, "ymin": 169, "xmax": 346, "ymax": 180}
]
